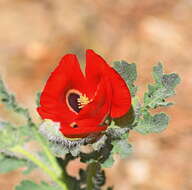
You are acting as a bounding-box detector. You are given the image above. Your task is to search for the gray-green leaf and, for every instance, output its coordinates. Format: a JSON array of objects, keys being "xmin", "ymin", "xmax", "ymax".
[
  {"xmin": 0, "ymin": 156, "xmax": 26, "ymax": 173},
  {"xmin": 0, "ymin": 154, "xmax": 36, "ymax": 174},
  {"xmin": 144, "ymin": 63, "xmax": 180, "ymax": 108},
  {"xmin": 113, "ymin": 61, "xmax": 137, "ymax": 96},
  {"xmin": 15, "ymin": 180, "xmax": 61, "ymax": 190},
  {"xmin": 112, "ymin": 139, "xmax": 132, "ymax": 159},
  {"xmin": 134, "ymin": 111, "xmax": 169, "ymax": 134}
]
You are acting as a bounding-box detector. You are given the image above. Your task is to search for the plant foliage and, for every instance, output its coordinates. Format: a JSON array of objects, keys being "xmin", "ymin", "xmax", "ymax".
[{"xmin": 0, "ymin": 61, "xmax": 180, "ymax": 190}]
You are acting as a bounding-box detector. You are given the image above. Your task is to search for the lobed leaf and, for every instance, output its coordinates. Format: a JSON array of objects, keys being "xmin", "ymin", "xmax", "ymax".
[
  {"xmin": 101, "ymin": 134, "xmax": 132, "ymax": 168},
  {"xmin": 134, "ymin": 111, "xmax": 169, "ymax": 134},
  {"xmin": 144, "ymin": 63, "xmax": 180, "ymax": 108},
  {"xmin": 0, "ymin": 77, "xmax": 34, "ymax": 127},
  {"xmin": 113, "ymin": 61, "xmax": 137, "ymax": 96}
]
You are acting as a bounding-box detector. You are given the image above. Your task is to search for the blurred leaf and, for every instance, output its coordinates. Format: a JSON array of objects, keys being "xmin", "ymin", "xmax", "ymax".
[
  {"xmin": 0, "ymin": 122, "xmax": 33, "ymax": 150},
  {"xmin": 134, "ymin": 111, "xmax": 169, "ymax": 134},
  {"xmin": 92, "ymin": 135, "xmax": 108, "ymax": 151},
  {"xmin": 0, "ymin": 77, "xmax": 34, "ymax": 126},
  {"xmin": 22, "ymin": 161, "xmax": 37, "ymax": 175},
  {"xmin": 144, "ymin": 63, "xmax": 180, "ymax": 108},
  {"xmin": 0, "ymin": 155, "xmax": 26, "ymax": 173},
  {"xmin": 36, "ymin": 92, "xmax": 41, "ymax": 107},
  {"xmin": 101, "ymin": 133, "xmax": 132, "ymax": 168},
  {"xmin": 0, "ymin": 122, "xmax": 18, "ymax": 149},
  {"xmin": 101, "ymin": 154, "xmax": 114, "ymax": 168},
  {"xmin": 0, "ymin": 153, "xmax": 36, "ymax": 174},
  {"xmin": 113, "ymin": 61, "xmax": 137, "ymax": 96},
  {"xmin": 15, "ymin": 180, "xmax": 61, "ymax": 190},
  {"xmin": 112, "ymin": 139, "xmax": 132, "ymax": 159}
]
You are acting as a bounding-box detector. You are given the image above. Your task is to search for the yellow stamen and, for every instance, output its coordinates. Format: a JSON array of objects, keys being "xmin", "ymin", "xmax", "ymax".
[{"xmin": 77, "ymin": 94, "xmax": 90, "ymax": 109}]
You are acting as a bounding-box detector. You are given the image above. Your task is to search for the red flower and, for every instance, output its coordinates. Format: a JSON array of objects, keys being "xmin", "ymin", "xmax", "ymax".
[{"xmin": 37, "ymin": 50, "xmax": 131, "ymax": 138}]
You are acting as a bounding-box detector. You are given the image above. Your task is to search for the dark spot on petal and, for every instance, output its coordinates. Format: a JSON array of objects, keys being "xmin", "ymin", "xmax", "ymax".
[
  {"xmin": 70, "ymin": 122, "xmax": 79, "ymax": 128},
  {"xmin": 67, "ymin": 92, "xmax": 81, "ymax": 113},
  {"xmin": 72, "ymin": 124, "xmax": 78, "ymax": 128}
]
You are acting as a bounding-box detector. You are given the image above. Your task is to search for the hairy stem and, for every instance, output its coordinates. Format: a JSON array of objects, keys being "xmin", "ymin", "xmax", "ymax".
[
  {"xmin": 32, "ymin": 128, "xmax": 62, "ymax": 176},
  {"xmin": 86, "ymin": 162, "xmax": 99, "ymax": 190},
  {"xmin": 11, "ymin": 146, "xmax": 68, "ymax": 190}
]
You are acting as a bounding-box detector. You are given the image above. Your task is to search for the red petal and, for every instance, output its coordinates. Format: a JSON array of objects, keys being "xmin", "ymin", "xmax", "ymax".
[
  {"xmin": 86, "ymin": 49, "xmax": 131, "ymax": 118},
  {"xmin": 60, "ymin": 78, "xmax": 112, "ymax": 138},
  {"xmin": 77, "ymin": 77, "xmax": 112, "ymax": 122},
  {"xmin": 60, "ymin": 120, "xmax": 107, "ymax": 138},
  {"xmin": 37, "ymin": 54, "xmax": 86, "ymax": 123}
]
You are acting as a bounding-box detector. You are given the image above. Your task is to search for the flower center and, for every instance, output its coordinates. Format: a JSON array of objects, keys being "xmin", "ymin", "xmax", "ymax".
[
  {"xmin": 77, "ymin": 94, "xmax": 90, "ymax": 109},
  {"xmin": 66, "ymin": 90, "xmax": 90, "ymax": 114}
]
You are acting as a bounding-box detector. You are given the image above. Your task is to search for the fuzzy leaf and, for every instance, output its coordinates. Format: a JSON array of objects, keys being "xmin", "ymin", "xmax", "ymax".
[
  {"xmin": 0, "ymin": 156, "xmax": 26, "ymax": 173},
  {"xmin": 112, "ymin": 139, "xmax": 132, "ymax": 159},
  {"xmin": 15, "ymin": 180, "xmax": 61, "ymax": 190},
  {"xmin": 0, "ymin": 122, "xmax": 33, "ymax": 149},
  {"xmin": 101, "ymin": 154, "xmax": 114, "ymax": 168},
  {"xmin": 22, "ymin": 161, "xmax": 37, "ymax": 175},
  {"xmin": 134, "ymin": 111, "xmax": 169, "ymax": 134},
  {"xmin": 144, "ymin": 63, "xmax": 180, "ymax": 108},
  {"xmin": 113, "ymin": 61, "xmax": 137, "ymax": 96},
  {"xmin": 0, "ymin": 154, "xmax": 36, "ymax": 174},
  {"xmin": 0, "ymin": 77, "xmax": 34, "ymax": 127},
  {"xmin": 92, "ymin": 135, "xmax": 108, "ymax": 151}
]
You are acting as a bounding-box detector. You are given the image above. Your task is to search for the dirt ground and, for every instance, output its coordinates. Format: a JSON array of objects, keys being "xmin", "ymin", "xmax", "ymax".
[{"xmin": 0, "ymin": 0, "xmax": 192, "ymax": 189}]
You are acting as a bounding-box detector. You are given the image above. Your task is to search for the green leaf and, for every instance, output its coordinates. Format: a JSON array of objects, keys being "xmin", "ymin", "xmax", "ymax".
[
  {"xmin": 22, "ymin": 161, "xmax": 37, "ymax": 175},
  {"xmin": 0, "ymin": 156, "xmax": 26, "ymax": 173},
  {"xmin": 112, "ymin": 139, "xmax": 132, "ymax": 159},
  {"xmin": 15, "ymin": 180, "xmax": 61, "ymax": 190},
  {"xmin": 101, "ymin": 154, "xmax": 114, "ymax": 168},
  {"xmin": 134, "ymin": 111, "xmax": 169, "ymax": 134},
  {"xmin": 36, "ymin": 92, "xmax": 41, "ymax": 107},
  {"xmin": 0, "ymin": 77, "xmax": 34, "ymax": 127},
  {"xmin": 0, "ymin": 154, "xmax": 36, "ymax": 174},
  {"xmin": 113, "ymin": 61, "xmax": 137, "ymax": 96},
  {"xmin": 101, "ymin": 135, "xmax": 132, "ymax": 168},
  {"xmin": 0, "ymin": 122, "xmax": 33, "ymax": 149},
  {"xmin": 144, "ymin": 63, "xmax": 180, "ymax": 108}
]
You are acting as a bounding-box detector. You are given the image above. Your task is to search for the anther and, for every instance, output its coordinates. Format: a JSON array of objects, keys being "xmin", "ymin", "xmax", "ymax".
[{"xmin": 77, "ymin": 94, "xmax": 90, "ymax": 109}]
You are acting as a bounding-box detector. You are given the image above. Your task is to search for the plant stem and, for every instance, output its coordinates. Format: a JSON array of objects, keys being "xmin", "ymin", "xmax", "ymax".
[
  {"xmin": 33, "ymin": 128, "xmax": 62, "ymax": 176},
  {"xmin": 11, "ymin": 146, "xmax": 68, "ymax": 190},
  {"xmin": 86, "ymin": 162, "xmax": 99, "ymax": 190}
]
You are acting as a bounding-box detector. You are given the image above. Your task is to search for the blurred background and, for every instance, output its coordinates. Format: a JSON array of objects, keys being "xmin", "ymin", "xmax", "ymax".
[{"xmin": 0, "ymin": 0, "xmax": 191, "ymax": 189}]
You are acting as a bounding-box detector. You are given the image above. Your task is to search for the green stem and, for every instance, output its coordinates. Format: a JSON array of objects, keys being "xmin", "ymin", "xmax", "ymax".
[
  {"xmin": 86, "ymin": 162, "xmax": 99, "ymax": 190},
  {"xmin": 32, "ymin": 128, "xmax": 62, "ymax": 176},
  {"xmin": 11, "ymin": 146, "xmax": 68, "ymax": 190}
]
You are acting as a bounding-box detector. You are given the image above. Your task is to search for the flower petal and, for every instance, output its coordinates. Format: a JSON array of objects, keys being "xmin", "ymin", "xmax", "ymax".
[
  {"xmin": 60, "ymin": 122, "xmax": 107, "ymax": 138},
  {"xmin": 37, "ymin": 54, "xmax": 86, "ymax": 123},
  {"xmin": 60, "ymin": 78, "xmax": 112, "ymax": 138},
  {"xmin": 86, "ymin": 49, "xmax": 131, "ymax": 118}
]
